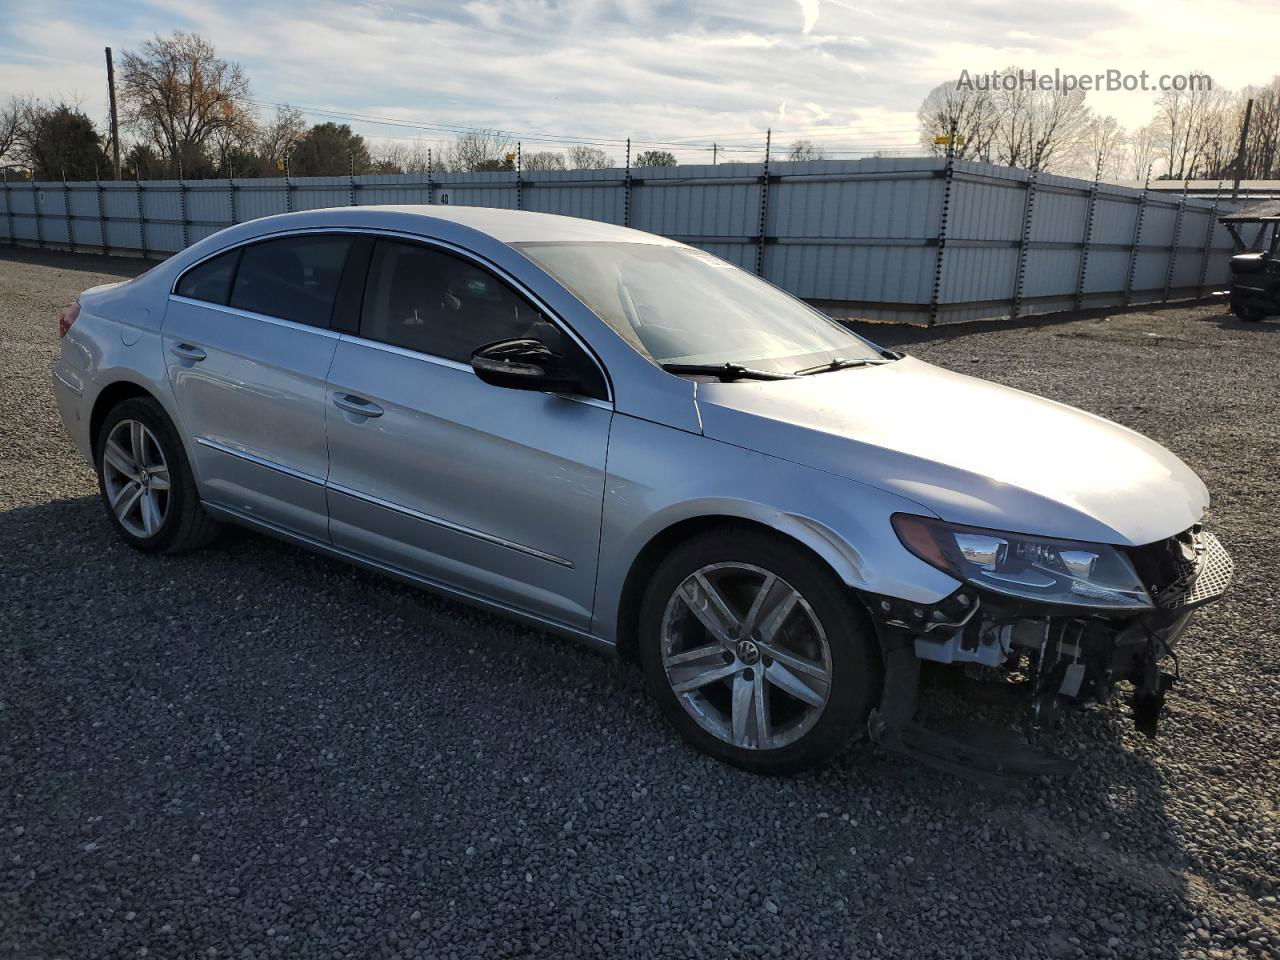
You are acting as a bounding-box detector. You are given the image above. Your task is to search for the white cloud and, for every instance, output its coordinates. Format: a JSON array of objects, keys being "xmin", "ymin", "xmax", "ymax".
[
  {"xmin": 3, "ymin": 0, "xmax": 1280, "ymax": 164},
  {"xmin": 795, "ymin": 0, "xmax": 821, "ymax": 34}
]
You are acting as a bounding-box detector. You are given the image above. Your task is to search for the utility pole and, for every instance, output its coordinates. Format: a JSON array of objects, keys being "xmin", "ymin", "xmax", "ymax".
[
  {"xmin": 105, "ymin": 47, "xmax": 122, "ymax": 180},
  {"xmin": 712, "ymin": 143, "xmax": 717, "ymax": 165},
  {"xmin": 1232, "ymin": 97, "xmax": 1254, "ymax": 200}
]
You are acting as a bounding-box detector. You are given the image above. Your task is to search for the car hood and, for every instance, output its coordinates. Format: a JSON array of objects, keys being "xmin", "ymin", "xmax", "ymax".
[{"xmin": 694, "ymin": 356, "xmax": 1208, "ymax": 547}]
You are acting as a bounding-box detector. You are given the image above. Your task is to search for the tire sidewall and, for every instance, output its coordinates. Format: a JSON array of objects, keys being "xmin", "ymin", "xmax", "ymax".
[
  {"xmin": 638, "ymin": 528, "xmax": 881, "ymax": 775},
  {"xmin": 95, "ymin": 397, "xmax": 195, "ymax": 554}
]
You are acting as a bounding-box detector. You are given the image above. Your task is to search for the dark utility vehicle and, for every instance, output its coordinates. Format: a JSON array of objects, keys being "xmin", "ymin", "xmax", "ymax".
[{"xmin": 1221, "ymin": 201, "xmax": 1280, "ymax": 322}]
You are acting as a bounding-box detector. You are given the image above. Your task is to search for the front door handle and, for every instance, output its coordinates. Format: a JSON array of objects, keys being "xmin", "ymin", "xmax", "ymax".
[
  {"xmin": 170, "ymin": 343, "xmax": 207, "ymax": 362},
  {"xmin": 334, "ymin": 393, "xmax": 384, "ymax": 418}
]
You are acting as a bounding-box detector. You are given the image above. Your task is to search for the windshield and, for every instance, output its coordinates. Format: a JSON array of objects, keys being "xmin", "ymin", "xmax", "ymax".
[{"xmin": 515, "ymin": 241, "xmax": 885, "ymax": 375}]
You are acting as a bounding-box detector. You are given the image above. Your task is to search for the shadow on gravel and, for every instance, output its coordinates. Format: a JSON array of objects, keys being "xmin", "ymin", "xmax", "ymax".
[
  {"xmin": 844, "ymin": 299, "xmax": 1228, "ymax": 349},
  {"xmin": 1198, "ymin": 310, "xmax": 1280, "ymax": 333},
  {"xmin": 0, "ymin": 246, "xmax": 156, "ymax": 279},
  {"xmin": 1, "ymin": 491, "xmax": 1199, "ymax": 958}
]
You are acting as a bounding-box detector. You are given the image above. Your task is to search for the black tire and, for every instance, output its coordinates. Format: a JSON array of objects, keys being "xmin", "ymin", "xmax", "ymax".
[
  {"xmin": 95, "ymin": 396, "xmax": 218, "ymax": 554},
  {"xmin": 638, "ymin": 526, "xmax": 881, "ymax": 775},
  {"xmin": 1231, "ymin": 299, "xmax": 1268, "ymax": 323}
]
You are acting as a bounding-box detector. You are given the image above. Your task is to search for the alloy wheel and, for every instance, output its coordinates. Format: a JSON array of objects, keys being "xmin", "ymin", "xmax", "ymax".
[
  {"xmin": 660, "ymin": 562, "xmax": 833, "ymax": 751},
  {"xmin": 102, "ymin": 419, "xmax": 171, "ymax": 539}
]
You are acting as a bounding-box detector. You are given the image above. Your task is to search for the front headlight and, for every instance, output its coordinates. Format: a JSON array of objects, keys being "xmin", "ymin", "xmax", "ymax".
[{"xmin": 892, "ymin": 514, "xmax": 1153, "ymax": 610}]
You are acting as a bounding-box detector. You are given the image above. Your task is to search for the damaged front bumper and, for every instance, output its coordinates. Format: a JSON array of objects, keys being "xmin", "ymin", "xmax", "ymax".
[{"xmin": 865, "ymin": 527, "xmax": 1234, "ymax": 776}]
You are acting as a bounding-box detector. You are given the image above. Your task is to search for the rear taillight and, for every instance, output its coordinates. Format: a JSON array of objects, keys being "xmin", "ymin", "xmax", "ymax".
[{"xmin": 57, "ymin": 303, "xmax": 80, "ymax": 338}]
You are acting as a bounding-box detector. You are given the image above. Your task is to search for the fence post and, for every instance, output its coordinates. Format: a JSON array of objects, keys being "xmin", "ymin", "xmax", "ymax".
[
  {"xmin": 1073, "ymin": 165, "xmax": 1101, "ymax": 312},
  {"xmin": 516, "ymin": 142, "xmax": 523, "ymax": 211},
  {"xmin": 2, "ymin": 168, "xmax": 13, "ymax": 246},
  {"xmin": 96, "ymin": 177, "xmax": 109, "ymax": 256},
  {"xmin": 1123, "ymin": 166, "xmax": 1152, "ymax": 308},
  {"xmin": 284, "ymin": 154, "xmax": 293, "ymax": 213},
  {"xmin": 31, "ymin": 180, "xmax": 43, "ymax": 249},
  {"xmin": 228, "ymin": 176, "xmax": 237, "ymax": 225},
  {"xmin": 349, "ymin": 154, "xmax": 357, "ymax": 206},
  {"xmin": 1010, "ymin": 166, "xmax": 1039, "ymax": 320},
  {"xmin": 755, "ymin": 128, "xmax": 771, "ymax": 277},
  {"xmin": 177, "ymin": 165, "xmax": 190, "ymax": 249},
  {"xmin": 623, "ymin": 138, "xmax": 632, "ymax": 228},
  {"xmin": 427, "ymin": 148, "xmax": 434, "ymax": 205},
  {"xmin": 1196, "ymin": 199, "xmax": 1220, "ymax": 298},
  {"xmin": 135, "ymin": 175, "xmax": 148, "ymax": 258},
  {"xmin": 63, "ymin": 174, "xmax": 76, "ymax": 254},
  {"xmin": 1163, "ymin": 186, "xmax": 1188, "ymax": 303},
  {"xmin": 927, "ymin": 153, "xmax": 956, "ymax": 326}
]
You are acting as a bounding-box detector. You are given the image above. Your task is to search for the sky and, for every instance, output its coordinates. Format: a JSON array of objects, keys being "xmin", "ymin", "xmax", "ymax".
[{"xmin": 1, "ymin": 0, "xmax": 1278, "ymax": 165}]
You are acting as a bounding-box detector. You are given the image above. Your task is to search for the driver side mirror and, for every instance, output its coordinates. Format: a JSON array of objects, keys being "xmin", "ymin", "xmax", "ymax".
[{"xmin": 470, "ymin": 338, "xmax": 584, "ymax": 394}]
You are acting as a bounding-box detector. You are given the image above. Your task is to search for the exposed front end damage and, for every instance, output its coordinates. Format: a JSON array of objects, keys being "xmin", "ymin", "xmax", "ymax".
[{"xmin": 865, "ymin": 526, "xmax": 1234, "ymax": 777}]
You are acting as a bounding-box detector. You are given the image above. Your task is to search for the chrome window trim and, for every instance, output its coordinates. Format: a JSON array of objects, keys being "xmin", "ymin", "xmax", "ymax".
[
  {"xmin": 327, "ymin": 481, "xmax": 574, "ymax": 568},
  {"xmin": 169, "ymin": 224, "xmax": 613, "ymax": 403},
  {"xmin": 169, "ymin": 295, "xmax": 342, "ymax": 339},
  {"xmin": 338, "ymin": 331, "xmax": 473, "ymax": 373},
  {"xmin": 194, "ymin": 436, "xmax": 326, "ymax": 486}
]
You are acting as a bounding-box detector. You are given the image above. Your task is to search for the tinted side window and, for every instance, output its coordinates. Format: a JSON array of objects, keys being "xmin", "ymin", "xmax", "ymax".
[
  {"xmin": 175, "ymin": 250, "xmax": 239, "ymax": 304},
  {"xmin": 360, "ymin": 241, "xmax": 557, "ymax": 363},
  {"xmin": 229, "ymin": 235, "xmax": 353, "ymax": 327}
]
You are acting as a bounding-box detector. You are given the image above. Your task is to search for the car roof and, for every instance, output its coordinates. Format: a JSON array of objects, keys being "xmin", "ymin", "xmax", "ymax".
[{"xmin": 259, "ymin": 204, "xmax": 681, "ymax": 246}]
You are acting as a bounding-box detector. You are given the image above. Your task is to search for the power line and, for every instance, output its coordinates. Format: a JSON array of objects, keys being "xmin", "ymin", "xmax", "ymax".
[{"xmin": 250, "ymin": 97, "xmax": 924, "ymax": 158}]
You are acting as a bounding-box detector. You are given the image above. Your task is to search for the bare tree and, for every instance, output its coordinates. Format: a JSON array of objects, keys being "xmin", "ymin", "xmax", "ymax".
[
  {"xmin": 119, "ymin": 31, "xmax": 252, "ymax": 174},
  {"xmin": 786, "ymin": 139, "xmax": 827, "ymax": 161},
  {"xmin": 522, "ymin": 150, "xmax": 565, "ymax": 171},
  {"xmin": 209, "ymin": 112, "xmax": 259, "ymax": 175},
  {"xmin": 1124, "ymin": 122, "xmax": 1163, "ymax": 180},
  {"xmin": 1075, "ymin": 114, "xmax": 1127, "ymax": 180},
  {"xmin": 373, "ymin": 141, "xmax": 436, "ymax": 174},
  {"xmin": 1241, "ymin": 77, "xmax": 1280, "ymax": 179},
  {"xmin": 0, "ymin": 96, "xmax": 22, "ymax": 168},
  {"xmin": 443, "ymin": 129, "xmax": 513, "ymax": 172},
  {"xmin": 917, "ymin": 81, "xmax": 996, "ymax": 161},
  {"xmin": 566, "ymin": 145, "xmax": 611, "ymax": 169},
  {"xmin": 1154, "ymin": 74, "xmax": 1230, "ymax": 179},
  {"xmin": 256, "ymin": 104, "xmax": 306, "ymax": 171},
  {"xmin": 988, "ymin": 69, "xmax": 1091, "ymax": 171},
  {"xmin": 1197, "ymin": 90, "xmax": 1244, "ymax": 180}
]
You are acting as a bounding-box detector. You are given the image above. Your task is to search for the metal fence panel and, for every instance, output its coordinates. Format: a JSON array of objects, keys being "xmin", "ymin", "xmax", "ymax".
[{"xmin": 0, "ymin": 158, "xmax": 1239, "ymax": 325}]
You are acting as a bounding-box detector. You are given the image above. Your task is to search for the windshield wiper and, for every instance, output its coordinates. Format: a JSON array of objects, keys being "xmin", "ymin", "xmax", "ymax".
[
  {"xmin": 660, "ymin": 362, "xmax": 798, "ymax": 382},
  {"xmin": 792, "ymin": 356, "xmax": 886, "ymax": 376}
]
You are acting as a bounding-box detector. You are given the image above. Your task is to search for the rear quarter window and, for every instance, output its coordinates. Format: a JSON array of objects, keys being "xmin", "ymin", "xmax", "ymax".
[{"xmin": 175, "ymin": 250, "xmax": 239, "ymax": 305}]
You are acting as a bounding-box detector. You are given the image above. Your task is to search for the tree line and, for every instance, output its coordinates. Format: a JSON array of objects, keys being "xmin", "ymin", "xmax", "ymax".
[
  {"xmin": 917, "ymin": 67, "xmax": 1280, "ymax": 181},
  {"xmin": 0, "ymin": 31, "xmax": 686, "ymax": 181}
]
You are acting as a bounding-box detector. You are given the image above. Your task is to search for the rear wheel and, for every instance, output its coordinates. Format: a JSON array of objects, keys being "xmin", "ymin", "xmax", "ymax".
[
  {"xmin": 95, "ymin": 397, "xmax": 218, "ymax": 554},
  {"xmin": 638, "ymin": 527, "xmax": 880, "ymax": 774}
]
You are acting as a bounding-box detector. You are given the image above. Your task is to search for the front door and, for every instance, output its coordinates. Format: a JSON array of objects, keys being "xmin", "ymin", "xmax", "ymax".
[
  {"xmin": 324, "ymin": 238, "xmax": 612, "ymax": 630},
  {"xmin": 162, "ymin": 234, "xmax": 355, "ymax": 541}
]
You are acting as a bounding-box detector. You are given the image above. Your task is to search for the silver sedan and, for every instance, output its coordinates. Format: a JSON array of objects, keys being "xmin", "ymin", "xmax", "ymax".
[{"xmin": 52, "ymin": 206, "xmax": 1232, "ymax": 774}]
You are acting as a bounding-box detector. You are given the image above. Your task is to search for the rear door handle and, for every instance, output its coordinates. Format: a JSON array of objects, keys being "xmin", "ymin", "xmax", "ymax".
[
  {"xmin": 333, "ymin": 393, "xmax": 384, "ymax": 418},
  {"xmin": 170, "ymin": 343, "xmax": 207, "ymax": 362}
]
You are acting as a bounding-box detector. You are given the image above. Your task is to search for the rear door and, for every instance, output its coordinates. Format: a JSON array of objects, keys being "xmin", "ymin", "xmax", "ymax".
[
  {"xmin": 323, "ymin": 237, "xmax": 613, "ymax": 630},
  {"xmin": 163, "ymin": 233, "xmax": 357, "ymax": 541}
]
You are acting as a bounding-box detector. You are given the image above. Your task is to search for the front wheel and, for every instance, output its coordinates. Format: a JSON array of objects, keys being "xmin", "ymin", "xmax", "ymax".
[
  {"xmin": 638, "ymin": 527, "xmax": 881, "ymax": 775},
  {"xmin": 1231, "ymin": 298, "xmax": 1268, "ymax": 323}
]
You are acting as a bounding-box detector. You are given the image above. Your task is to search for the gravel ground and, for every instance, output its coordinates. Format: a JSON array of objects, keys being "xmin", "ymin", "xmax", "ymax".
[{"xmin": 2, "ymin": 245, "xmax": 1279, "ymax": 960}]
